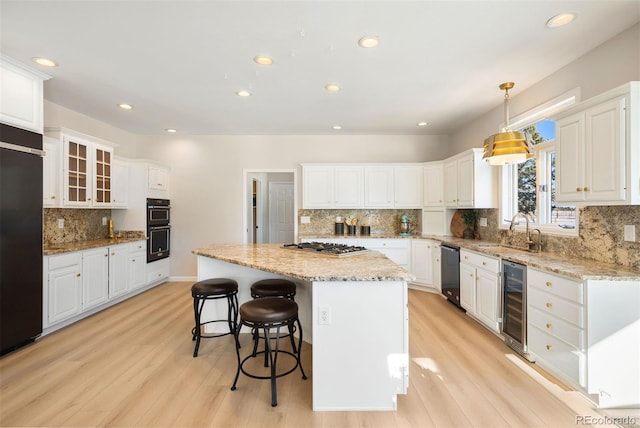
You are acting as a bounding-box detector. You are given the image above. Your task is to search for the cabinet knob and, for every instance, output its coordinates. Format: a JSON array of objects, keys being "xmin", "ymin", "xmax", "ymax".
[
  {"xmin": 132, "ymin": 259, "xmax": 136, "ymax": 262},
  {"xmin": 546, "ymin": 345, "xmax": 553, "ymax": 351},
  {"xmin": 469, "ymin": 273, "xmax": 474, "ymax": 278},
  {"xmin": 576, "ymin": 187, "xmax": 581, "ymax": 192},
  {"xmin": 51, "ymin": 196, "xmax": 56, "ymax": 199},
  {"xmin": 76, "ymin": 273, "xmax": 81, "ymax": 277},
  {"xmin": 111, "ymin": 253, "xmax": 115, "ymax": 256},
  {"xmin": 546, "ymin": 281, "xmax": 552, "ymax": 287},
  {"xmin": 482, "ymin": 261, "xmax": 486, "ymax": 266},
  {"xmin": 546, "ymin": 302, "xmax": 553, "ymax": 309},
  {"xmin": 583, "ymin": 187, "xmax": 589, "ymax": 192},
  {"xmin": 546, "ymin": 323, "xmax": 552, "ymax": 329},
  {"xmin": 88, "ymin": 198, "xmax": 92, "ymax": 201}
]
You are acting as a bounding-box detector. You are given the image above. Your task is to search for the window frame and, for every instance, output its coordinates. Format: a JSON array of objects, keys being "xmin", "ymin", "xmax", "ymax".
[{"xmin": 498, "ymin": 88, "xmax": 581, "ymax": 236}]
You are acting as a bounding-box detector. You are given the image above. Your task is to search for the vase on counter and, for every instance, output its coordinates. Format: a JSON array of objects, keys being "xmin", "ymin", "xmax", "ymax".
[{"xmin": 347, "ymin": 225, "xmax": 357, "ymax": 235}]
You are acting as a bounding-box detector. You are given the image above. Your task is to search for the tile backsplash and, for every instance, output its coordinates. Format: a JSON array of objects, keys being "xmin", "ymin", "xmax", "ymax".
[
  {"xmin": 298, "ymin": 209, "xmax": 421, "ymax": 237},
  {"xmin": 44, "ymin": 208, "xmax": 111, "ymax": 245}
]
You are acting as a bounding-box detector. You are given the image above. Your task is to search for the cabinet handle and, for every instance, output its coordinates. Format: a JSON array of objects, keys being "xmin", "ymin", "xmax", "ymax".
[
  {"xmin": 111, "ymin": 253, "xmax": 115, "ymax": 256},
  {"xmin": 51, "ymin": 196, "xmax": 56, "ymax": 199},
  {"xmin": 464, "ymin": 256, "xmax": 468, "ymax": 260},
  {"xmin": 76, "ymin": 273, "xmax": 81, "ymax": 277},
  {"xmin": 88, "ymin": 198, "xmax": 91, "ymax": 201},
  {"xmin": 482, "ymin": 261, "xmax": 486, "ymax": 266},
  {"xmin": 546, "ymin": 281, "xmax": 552, "ymax": 287},
  {"xmin": 132, "ymin": 259, "xmax": 136, "ymax": 262},
  {"xmin": 583, "ymin": 187, "xmax": 589, "ymax": 192},
  {"xmin": 576, "ymin": 187, "xmax": 581, "ymax": 192},
  {"xmin": 546, "ymin": 323, "xmax": 552, "ymax": 329},
  {"xmin": 546, "ymin": 345, "xmax": 553, "ymax": 351},
  {"xmin": 546, "ymin": 302, "xmax": 552, "ymax": 309},
  {"xmin": 469, "ymin": 273, "xmax": 474, "ymax": 278}
]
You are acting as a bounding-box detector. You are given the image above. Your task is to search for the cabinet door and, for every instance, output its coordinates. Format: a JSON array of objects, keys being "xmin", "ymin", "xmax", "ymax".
[
  {"xmin": 556, "ymin": 112, "xmax": 585, "ymax": 202},
  {"xmin": 456, "ymin": 155, "xmax": 474, "ymax": 207},
  {"xmin": 584, "ymin": 97, "xmax": 626, "ymax": 202},
  {"xmin": 82, "ymin": 248, "xmax": 109, "ymax": 310},
  {"xmin": 93, "ymin": 145, "xmax": 113, "ymax": 207},
  {"xmin": 364, "ymin": 166, "xmax": 394, "ymax": 208},
  {"xmin": 460, "ymin": 263, "xmax": 476, "ymax": 313},
  {"xmin": 130, "ymin": 249, "xmax": 147, "ymax": 290},
  {"xmin": 410, "ymin": 240, "xmax": 430, "ymax": 285},
  {"xmin": 63, "ymin": 138, "xmax": 91, "ymax": 207},
  {"xmin": 302, "ymin": 166, "xmax": 334, "ymax": 208},
  {"xmin": 431, "ymin": 243, "xmax": 441, "ymax": 292},
  {"xmin": 148, "ymin": 165, "xmax": 170, "ymax": 192},
  {"xmin": 423, "ymin": 163, "xmax": 443, "ymax": 206},
  {"xmin": 334, "ymin": 166, "xmax": 363, "ymax": 208},
  {"xmin": 109, "ymin": 245, "xmax": 130, "ymax": 298},
  {"xmin": 111, "ymin": 158, "xmax": 129, "ymax": 208},
  {"xmin": 475, "ymin": 269, "xmax": 500, "ymax": 332},
  {"xmin": 394, "ymin": 165, "xmax": 423, "ymax": 208},
  {"xmin": 43, "ymin": 137, "xmax": 59, "ymax": 207},
  {"xmin": 443, "ymin": 160, "xmax": 458, "ymax": 207},
  {"xmin": 0, "ymin": 58, "xmax": 45, "ymax": 133},
  {"xmin": 48, "ymin": 265, "xmax": 82, "ymax": 324}
]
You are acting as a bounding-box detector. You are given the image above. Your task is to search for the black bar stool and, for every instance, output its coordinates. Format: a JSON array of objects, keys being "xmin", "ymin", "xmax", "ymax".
[
  {"xmin": 191, "ymin": 278, "xmax": 239, "ymax": 357},
  {"xmin": 231, "ymin": 297, "xmax": 307, "ymax": 407},
  {"xmin": 250, "ymin": 278, "xmax": 298, "ymax": 357}
]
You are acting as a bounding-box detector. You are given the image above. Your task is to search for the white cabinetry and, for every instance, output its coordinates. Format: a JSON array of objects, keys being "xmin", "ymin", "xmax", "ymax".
[
  {"xmin": 82, "ymin": 247, "xmax": 109, "ymax": 310},
  {"xmin": 460, "ymin": 249, "xmax": 500, "ymax": 332},
  {"xmin": 423, "ymin": 162, "xmax": 443, "ymax": 207},
  {"xmin": 410, "ymin": 239, "xmax": 441, "ymax": 293},
  {"xmin": 556, "ymin": 82, "xmax": 639, "ymax": 205},
  {"xmin": 129, "ymin": 242, "xmax": 147, "ymax": 290},
  {"xmin": 108, "ymin": 244, "xmax": 130, "ymax": 298},
  {"xmin": 111, "ymin": 157, "xmax": 129, "ymax": 208},
  {"xmin": 443, "ymin": 149, "xmax": 496, "ymax": 208},
  {"xmin": 364, "ymin": 166, "xmax": 394, "ymax": 208},
  {"xmin": 301, "ymin": 165, "xmax": 363, "ymax": 208},
  {"xmin": 0, "ymin": 54, "xmax": 50, "ymax": 133},
  {"xmin": 393, "ymin": 165, "xmax": 423, "ymax": 208},
  {"xmin": 148, "ymin": 164, "xmax": 170, "ymax": 196},
  {"xmin": 43, "ymin": 136, "xmax": 59, "ymax": 207},
  {"xmin": 147, "ymin": 258, "xmax": 170, "ymax": 285},
  {"xmin": 45, "ymin": 252, "xmax": 82, "ymax": 326},
  {"xmin": 361, "ymin": 238, "xmax": 410, "ymax": 270}
]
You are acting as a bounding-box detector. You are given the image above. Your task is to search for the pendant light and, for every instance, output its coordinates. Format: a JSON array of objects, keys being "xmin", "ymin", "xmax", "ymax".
[{"xmin": 483, "ymin": 82, "xmax": 533, "ymax": 165}]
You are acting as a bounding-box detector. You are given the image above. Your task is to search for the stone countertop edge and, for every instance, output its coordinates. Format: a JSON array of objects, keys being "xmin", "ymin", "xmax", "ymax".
[
  {"xmin": 44, "ymin": 237, "xmax": 146, "ymax": 256},
  {"xmin": 419, "ymin": 235, "xmax": 640, "ymax": 282},
  {"xmin": 193, "ymin": 243, "xmax": 415, "ymax": 282},
  {"xmin": 299, "ymin": 233, "xmax": 416, "ymax": 240}
]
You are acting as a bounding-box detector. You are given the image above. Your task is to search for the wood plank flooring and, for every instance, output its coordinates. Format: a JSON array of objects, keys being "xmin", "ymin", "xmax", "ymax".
[{"xmin": 0, "ymin": 281, "xmax": 633, "ymax": 427}]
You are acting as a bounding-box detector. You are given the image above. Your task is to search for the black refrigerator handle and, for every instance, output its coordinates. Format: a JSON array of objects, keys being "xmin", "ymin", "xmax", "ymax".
[{"xmin": 0, "ymin": 141, "xmax": 45, "ymax": 157}]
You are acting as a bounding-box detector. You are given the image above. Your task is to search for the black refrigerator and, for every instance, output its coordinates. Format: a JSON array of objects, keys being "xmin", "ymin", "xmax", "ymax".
[{"xmin": 0, "ymin": 123, "xmax": 44, "ymax": 356}]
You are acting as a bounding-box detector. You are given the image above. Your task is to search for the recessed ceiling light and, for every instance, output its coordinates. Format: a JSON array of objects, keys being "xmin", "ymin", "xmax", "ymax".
[
  {"xmin": 324, "ymin": 84, "xmax": 340, "ymax": 92},
  {"xmin": 166, "ymin": 128, "xmax": 177, "ymax": 133},
  {"xmin": 417, "ymin": 121, "xmax": 429, "ymax": 127},
  {"xmin": 254, "ymin": 55, "xmax": 273, "ymax": 66},
  {"xmin": 332, "ymin": 125, "xmax": 342, "ymax": 130},
  {"xmin": 358, "ymin": 35, "xmax": 379, "ymax": 48},
  {"xmin": 236, "ymin": 90, "xmax": 251, "ymax": 97},
  {"xmin": 118, "ymin": 103, "xmax": 133, "ymax": 110},
  {"xmin": 31, "ymin": 57, "xmax": 58, "ymax": 67},
  {"xmin": 546, "ymin": 12, "xmax": 577, "ymax": 28}
]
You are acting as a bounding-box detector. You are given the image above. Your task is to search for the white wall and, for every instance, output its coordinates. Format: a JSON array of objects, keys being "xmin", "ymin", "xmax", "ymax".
[
  {"xmin": 134, "ymin": 134, "xmax": 447, "ymax": 276},
  {"xmin": 449, "ymin": 23, "xmax": 640, "ymax": 155}
]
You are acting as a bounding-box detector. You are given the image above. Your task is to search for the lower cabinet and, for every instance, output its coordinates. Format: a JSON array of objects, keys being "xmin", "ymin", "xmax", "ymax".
[
  {"xmin": 409, "ymin": 239, "xmax": 441, "ymax": 293},
  {"xmin": 460, "ymin": 249, "xmax": 500, "ymax": 333},
  {"xmin": 44, "ymin": 240, "xmax": 157, "ymax": 331}
]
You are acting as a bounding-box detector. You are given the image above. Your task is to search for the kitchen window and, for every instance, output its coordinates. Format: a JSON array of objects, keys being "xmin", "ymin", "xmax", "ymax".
[{"xmin": 499, "ymin": 89, "xmax": 580, "ymax": 235}]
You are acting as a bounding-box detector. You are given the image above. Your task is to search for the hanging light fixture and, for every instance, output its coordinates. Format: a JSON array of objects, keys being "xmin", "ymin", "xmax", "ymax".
[{"xmin": 483, "ymin": 82, "xmax": 533, "ymax": 165}]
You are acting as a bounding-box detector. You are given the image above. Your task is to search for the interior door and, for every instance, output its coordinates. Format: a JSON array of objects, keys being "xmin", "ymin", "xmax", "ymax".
[{"xmin": 269, "ymin": 182, "xmax": 294, "ymax": 243}]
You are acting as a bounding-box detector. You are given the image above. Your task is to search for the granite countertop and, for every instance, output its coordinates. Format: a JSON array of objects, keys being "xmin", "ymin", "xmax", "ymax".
[
  {"xmin": 44, "ymin": 237, "xmax": 146, "ymax": 256},
  {"xmin": 193, "ymin": 243, "xmax": 415, "ymax": 282},
  {"xmin": 421, "ymin": 235, "xmax": 640, "ymax": 282}
]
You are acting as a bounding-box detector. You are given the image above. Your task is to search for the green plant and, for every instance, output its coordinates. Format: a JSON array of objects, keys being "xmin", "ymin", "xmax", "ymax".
[{"xmin": 461, "ymin": 210, "xmax": 477, "ymax": 228}]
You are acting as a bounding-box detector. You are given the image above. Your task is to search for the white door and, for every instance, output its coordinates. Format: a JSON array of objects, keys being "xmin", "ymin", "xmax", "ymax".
[{"xmin": 269, "ymin": 182, "xmax": 294, "ymax": 243}]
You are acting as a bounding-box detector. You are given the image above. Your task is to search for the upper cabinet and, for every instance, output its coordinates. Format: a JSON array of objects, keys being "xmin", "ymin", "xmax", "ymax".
[
  {"xmin": 44, "ymin": 128, "xmax": 121, "ymax": 208},
  {"xmin": 423, "ymin": 162, "xmax": 443, "ymax": 207},
  {"xmin": 148, "ymin": 164, "xmax": 170, "ymax": 195},
  {"xmin": 43, "ymin": 136, "xmax": 59, "ymax": 207},
  {"xmin": 0, "ymin": 55, "xmax": 50, "ymax": 133},
  {"xmin": 302, "ymin": 163, "xmax": 423, "ymax": 209},
  {"xmin": 443, "ymin": 148, "xmax": 496, "ymax": 208},
  {"xmin": 556, "ymin": 82, "xmax": 639, "ymax": 205}
]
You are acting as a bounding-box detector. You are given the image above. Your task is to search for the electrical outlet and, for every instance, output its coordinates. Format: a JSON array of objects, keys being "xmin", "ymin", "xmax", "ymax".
[
  {"xmin": 319, "ymin": 306, "xmax": 331, "ymax": 325},
  {"xmin": 300, "ymin": 216, "xmax": 311, "ymax": 224},
  {"xmin": 57, "ymin": 219, "xmax": 64, "ymax": 229},
  {"xmin": 479, "ymin": 217, "xmax": 488, "ymax": 227},
  {"xmin": 624, "ymin": 225, "xmax": 636, "ymax": 242},
  {"xmin": 102, "ymin": 216, "xmax": 107, "ymax": 226}
]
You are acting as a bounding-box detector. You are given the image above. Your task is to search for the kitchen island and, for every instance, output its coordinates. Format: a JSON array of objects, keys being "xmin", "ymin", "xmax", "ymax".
[{"xmin": 192, "ymin": 243, "xmax": 413, "ymax": 411}]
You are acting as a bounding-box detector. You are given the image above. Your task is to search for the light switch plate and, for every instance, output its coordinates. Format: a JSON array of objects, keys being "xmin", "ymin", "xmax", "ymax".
[
  {"xmin": 57, "ymin": 219, "xmax": 64, "ymax": 229},
  {"xmin": 479, "ymin": 217, "xmax": 488, "ymax": 227},
  {"xmin": 300, "ymin": 216, "xmax": 311, "ymax": 224},
  {"xmin": 624, "ymin": 225, "xmax": 636, "ymax": 242}
]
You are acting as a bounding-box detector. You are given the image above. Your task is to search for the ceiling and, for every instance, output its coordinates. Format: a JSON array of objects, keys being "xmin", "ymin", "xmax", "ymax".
[{"xmin": 1, "ymin": 1, "xmax": 638, "ymax": 136}]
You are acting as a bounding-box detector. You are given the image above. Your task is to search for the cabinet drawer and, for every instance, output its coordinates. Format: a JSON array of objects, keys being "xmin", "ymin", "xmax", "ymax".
[
  {"xmin": 360, "ymin": 239, "xmax": 410, "ymax": 249},
  {"xmin": 528, "ymin": 306, "xmax": 584, "ymax": 349},
  {"xmin": 528, "ymin": 268, "xmax": 583, "ymax": 304},
  {"xmin": 460, "ymin": 249, "xmax": 500, "ymax": 273},
  {"xmin": 129, "ymin": 241, "xmax": 146, "ymax": 252},
  {"xmin": 529, "ymin": 325, "xmax": 585, "ymax": 387},
  {"xmin": 528, "ymin": 287, "xmax": 584, "ymax": 327},
  {"xmin": 48, "ymin": 251, "xmax": 82, "ymax": 270}
]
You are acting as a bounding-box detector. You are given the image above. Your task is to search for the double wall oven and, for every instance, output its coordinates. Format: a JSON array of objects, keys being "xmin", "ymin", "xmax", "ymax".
[{"xmin": 147, "ymin": 198, "xmax": 170, "ymax": 262}]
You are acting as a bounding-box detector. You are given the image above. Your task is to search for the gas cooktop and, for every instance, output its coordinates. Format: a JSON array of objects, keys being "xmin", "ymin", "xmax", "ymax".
[{"xmin": 283, "ymin": 242, "xmax": 370, "ymax": 257}]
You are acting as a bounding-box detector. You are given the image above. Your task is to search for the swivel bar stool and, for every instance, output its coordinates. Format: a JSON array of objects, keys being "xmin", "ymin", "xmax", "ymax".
[
  {"xmin": 191, "ymin": 278, "xmax": 239, "ymax": 357},
  {"xmin": 231, "ymin": 297, "xmax": 307, "ymax": 407},
  {"xmin": 250, "ymin": 278, "xmax": 298, "ymax": 357}
]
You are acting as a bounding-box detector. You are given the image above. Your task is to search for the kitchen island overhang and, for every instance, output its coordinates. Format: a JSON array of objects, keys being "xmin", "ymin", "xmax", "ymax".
[{"xmin": 192, "ymin": 243, "xmax": 413, "ymax": 411}]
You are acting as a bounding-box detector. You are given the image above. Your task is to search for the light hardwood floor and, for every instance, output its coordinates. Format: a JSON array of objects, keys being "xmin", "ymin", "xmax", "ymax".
[{"xmin": 0, "ymin": 281, "xmax": 630, "ymax": 427}]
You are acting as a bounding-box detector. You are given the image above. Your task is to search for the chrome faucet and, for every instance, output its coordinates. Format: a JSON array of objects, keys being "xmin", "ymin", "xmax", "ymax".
[{"xmin": 510, "ymin": 212, "xmax": 542, "ymax": 253}]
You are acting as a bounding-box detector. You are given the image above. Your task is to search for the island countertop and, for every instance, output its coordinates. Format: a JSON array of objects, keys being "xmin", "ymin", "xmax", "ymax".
[{"xmin": 192, "ymin": 243, "xmax": 415, "ymax": 282}]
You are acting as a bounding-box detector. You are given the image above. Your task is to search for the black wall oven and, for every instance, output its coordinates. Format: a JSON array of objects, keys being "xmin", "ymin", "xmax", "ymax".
[{"xmin": 147, "ymin": 198, "xmax": 170, "ymax": 262}]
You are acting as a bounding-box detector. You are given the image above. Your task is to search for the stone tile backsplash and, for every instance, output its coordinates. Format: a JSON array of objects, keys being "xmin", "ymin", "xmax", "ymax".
[
  {"xmin": 298, "ymin": 209, "xmax": 422, "ymax": 237},
  {"xmin": 44, "ymin": 208, "xmax": 111, "ymax": 245}
]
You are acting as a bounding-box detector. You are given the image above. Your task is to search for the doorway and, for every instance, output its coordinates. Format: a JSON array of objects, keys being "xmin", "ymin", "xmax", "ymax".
[{"xmin": 244, "ymin": 170, "xmax": 297, "ymax": 244}]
